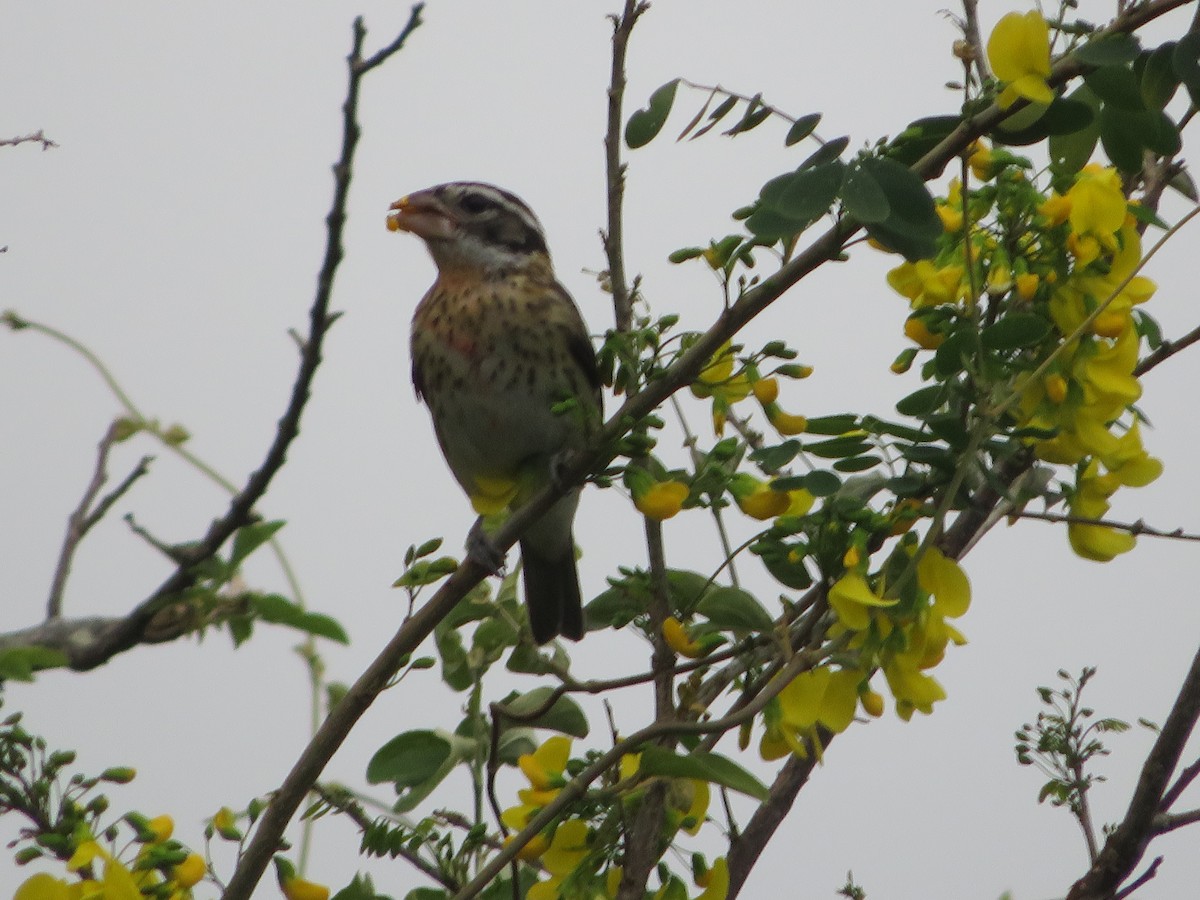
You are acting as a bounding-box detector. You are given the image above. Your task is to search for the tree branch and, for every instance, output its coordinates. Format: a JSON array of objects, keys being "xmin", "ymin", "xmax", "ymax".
[
  {"xmin": 218, "ymin": 8, "xmax": 425, "ymax": 897},
  {"xmin": 1067, "ymin": 643, "xmax": 1200, "ymax": 899},
  {"xmin": 0, "ymin": 130, "xmax": 58, "ymax": 151},
  {"xmin": 45, "ymin": 422, "xmax": 152, "ymax": 619}
]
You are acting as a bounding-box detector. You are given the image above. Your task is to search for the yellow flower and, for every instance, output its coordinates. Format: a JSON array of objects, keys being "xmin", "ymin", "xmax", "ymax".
[
  {"xmin": 1042, "ymin": 372, "xmax": 1068, "ymax": 405},
  {"xmin": 1068, "ymin": 165, "xmax": 1127, "ymax": 237},
  {"xmin": 528, "ymin": 819, "xmax": 591, "ymax": 900},
  {"xmin": 281, "ymin": 877, "xmax": 330, "ymax": 900},
  {"xmin": 634, "ymin": 480, "xmax": 690, "ymax": 521},
  {"xmin": 760, "ymin": 667, "xmax": 862, "ymax": 760},
  {"xmin": 936, "ymin": 202, "xmax": 964, "ymax": 233},
  {"xmin": 662, "ymin": 616, "xmax": 705, "ymax": 658},
  {"xmin": 506, "ymin": 832, "xmax": 549, "ymax": 862},
  {"xmin": 752, "ymin": 376, "xmax": 779, "ymax": 405},
  {"xmin": 1038, "ymin": 191, "xmax": 1071, "ymax": 226},
  {"xmin": 887, "ymin": 260, "xmax": 966, "ymax": 308},
  {"xmin": 968, "ymin": 141, "xmax": 996, "ymax": 181},
  {"xmin": 1015, "ymin": 272, "xmax": 1040, "ymax": 301},
  {"xmin": 904, "ymin": 315, "xmax": 944, "ymax": 350},
  {"xmin": 860, "ymin": 689, "xmax": 885, "ymax": 718},
  {"xmin": 173, "ymin": 853, "xmax": 206, "ymax": 889},
  {"xmin": 15, "ymin": 874, "xmax": 71, "ymax": 900},
  {"xmin": 915, "ymin": 548, "xmax": 971, "ymax": 619},
  {"xmin": 827, "ymin": 572, "xmax": 898, "ymax": 631},
  {"xmin": 696, "ymin": 857, "xmax": 730, "ymax": 900},
  {"xmin": 147, "ymin": 815, "xmax": 174, "ymax": 843},
  {"xmin": 502, "ymin": 737, "xmax": 572, "ymax": 829},
  {"xmin": 987, "ymin": 11, "xmax": 1054, "ymax": 109},
  {"xmin": 766, "ymin": 406, "xmax": 808, "ymax": 435},
  {"xmin": 729, "ymin": 475, "xmax": 790, "ymax": 520}
]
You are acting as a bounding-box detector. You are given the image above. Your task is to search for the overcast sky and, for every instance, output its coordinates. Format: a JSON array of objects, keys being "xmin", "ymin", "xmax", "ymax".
[{"xmin": 4, "ymin": 1, "xmax": 1200, "ymax": 897}]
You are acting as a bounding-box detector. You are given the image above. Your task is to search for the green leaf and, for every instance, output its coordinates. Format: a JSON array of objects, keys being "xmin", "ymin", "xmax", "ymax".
[
  {"xmin": 499, "ymin": 688, "xmax": 589, "ymax": 737},
  {"xmin": 586, "ymin": 579, "xmax": 651, "ymax": 628},
  {"xmin": 230, "ymin": 520, "xmax": 285, "ymax": 567},
  {"xmin": 756, "ymin": 543, "xmax": 813, "ymax": 589},
  {"xmin": 636, "ymin": 746, "xmax": 769, "ymax": 800},
  {"xmin": 434, "ymin": 625, "xmax": 473, "ymax": 691},
  {"xmin": 1098, "ymin": 105, "xmax": 1145, "ymax": 172},
  {"xmin": 803, "ymin": 437, "xmax": 872, "ymax": 460},
  {"xmin": 832, "ymin": 455, "xmax": 882, "ymax": 473},
  {"xmin": 744, "ymin": 206, "xmax": 807, "ymax": 244},
  {"xmin": 896, "ymin": 384, "xmax": 944, "ymax": 417},
  {"xmin": 1173, "ymin": 33, "xmax": 1200, "ymax": 106},
  {"xmin": 1141, "ymin": 42, "xmax": 1180, "ymax": 109},
  {"xmin": 840, "ymin": 160, "xmax": 890, "ymax": 223},
  {"xmin": 0, "ymin": 646, "xmax": 68, "ymax": 681},
  {"xmin": 982, "ymin": 313, "xmax": 1053, "ymax": 350},
  {"xmin": 249, "ymin": 594, "xmax": 349, "ymax": 643},
  {"xmin": 760, "ymin": 162, "xmax": 845, "ymax": 221},
  {"xmin": 899, "ymin": 444, "xmax": 957, "ymax": 470},
  {"xmin": 1084, "ymin": 65, "xmax": 1145, "ymax": 111},
  {"xmin": 859, "ymin": 156, "xmax": 941, "ymax": 262},
  {"xmin": 1141, "ymin": 110, "xmax": 1182, "ymax": 156},
  {"xmin": 726, "ymin": 99, "xmax": 773, "ymax": 136},
  {"xmin": 695, "ymin": 586, "xmax": 774, "ymax": 632},
  {"xmin": 1073, "ymin": 33, "xmax": 1141, "ymax": 67},
  {"xmin": 749, "ymin": 439, "xmax": 801, "ymax": 471},
  {"xmin": 885, "ymin": 115, "xmax": 962, "ymax": 167},
  {"xmin": 785, "ymin": 112, "xmax": 822, "ymax": 146},
  {"xmin": 803, "ymin": 470, "xmax": 841, "ymax": 496},
  {"xmin": 626, "ymin": 79, "xmax": 680, "ymax": 149},
  {"xmin": 994, "ymin": 97, "xmax": 1095, "ymax": 146},
  {"xmin": 799, "ymin": 136, "xmax": 850, "ymax": 169},
  {"xmin": 803, "ymin": 414, "xmax": 859, "ymax": 435},
  {"xmin": 367, "ymin": 730, "xmax": 453, "ymax": 788},
  {"xmin": 690, "ymin": 94, "xmax": 738, "ymax": 140},
  {"xmin": 933, "ymin": 330, "xmax": 973, "ymax": 377},
  {"xmin": 1049, "ymin": 85, "xmax": 1101, "ymax": 179}
]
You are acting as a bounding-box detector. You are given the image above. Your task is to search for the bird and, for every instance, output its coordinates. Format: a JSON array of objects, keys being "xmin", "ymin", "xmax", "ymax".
[{"xmin": 386, "ymin": 182, "xmax": 602, "ymax": 643}]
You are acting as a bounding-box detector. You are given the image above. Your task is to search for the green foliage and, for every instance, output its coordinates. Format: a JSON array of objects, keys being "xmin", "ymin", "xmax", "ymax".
[{"xmin": 1015, "ymin": 668, "xmax": 1131, "ymax": 816}]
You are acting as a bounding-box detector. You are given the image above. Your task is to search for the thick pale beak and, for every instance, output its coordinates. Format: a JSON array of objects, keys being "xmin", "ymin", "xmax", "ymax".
[{"xmin": 386, "ymin": 193, "xmax": 457, "ymax": 240}]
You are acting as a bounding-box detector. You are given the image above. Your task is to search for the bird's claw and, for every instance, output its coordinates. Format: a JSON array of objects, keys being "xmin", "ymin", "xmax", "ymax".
[{"xmin": 467, "ymin": 518, "xmax": 507, "ymax": 576}]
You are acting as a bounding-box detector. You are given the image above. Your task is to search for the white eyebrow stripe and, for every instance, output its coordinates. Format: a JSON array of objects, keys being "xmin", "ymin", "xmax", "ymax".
[{"xmin": 452, "ymin": 182, "xmax": 546, "ymax": 242}]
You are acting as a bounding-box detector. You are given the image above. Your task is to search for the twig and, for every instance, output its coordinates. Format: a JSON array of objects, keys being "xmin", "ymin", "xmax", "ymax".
[
  {"xmin": 46, "ymin": 423, "xmax": 151, "ymax": 619},
  {"xmin": 1159, "ymin": 756, "xmax": 1200, "ymax": 811},
  {"xmin": 1135, "ymin": 321, "xmax": 1200, "ymax": 377},
  {"xmin": 219, "ymin": 8, "xmax": 425, "ymax": 898},
  {"xmin": 1011, "ymin": 510, "xmax": 1200, "ymax": 543},
  {"xmin": 1067, "ymin": 643, "xmax": 1200, "ymax": 899},
  {"xmin": 1113, "ymin": 856, "xmax": 1162, "ymax": 900},
  {"xmin": 1154, "ymin": 807, "xmax": 1200, "ymax": 834},
  {"xmin": 0, "ymin": 130, "xmax": 58, "ymax": 150},
  {"xmin": 960, "ymin": 0, "xmax": 992, "ymax": 82},
  {"xmin": 603, "ymin": 0, "xmax": 648, "ymax": 331}
]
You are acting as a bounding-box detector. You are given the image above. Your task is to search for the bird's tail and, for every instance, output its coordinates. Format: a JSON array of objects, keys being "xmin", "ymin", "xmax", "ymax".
[{"xmin": 520, "ymin": 539, "xmax": 584, "ymax": 644}]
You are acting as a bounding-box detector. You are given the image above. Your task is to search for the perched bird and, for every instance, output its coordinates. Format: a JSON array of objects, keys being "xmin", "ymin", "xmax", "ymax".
[{"xmin": 386, "ymin": 182, "xmax": 602, "ymax": 643}]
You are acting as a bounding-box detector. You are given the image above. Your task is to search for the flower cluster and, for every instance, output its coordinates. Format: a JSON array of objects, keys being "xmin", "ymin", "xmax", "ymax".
[
  {"xmin": 16, "ymin": 814, "xmax": 208, "ymax": 900},
  {"xmin": 500, "ymin": 737, "xmax": 724, "ymax": 899},
  {"xmin": 888, "ymin": 150, "xmax": 1162, "ymax": 562}
]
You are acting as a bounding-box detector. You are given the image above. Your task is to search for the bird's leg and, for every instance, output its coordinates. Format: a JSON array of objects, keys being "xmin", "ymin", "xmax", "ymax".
[{"xmin": 466, "ymin": 516, "xmax": 507, "ymax": 576}]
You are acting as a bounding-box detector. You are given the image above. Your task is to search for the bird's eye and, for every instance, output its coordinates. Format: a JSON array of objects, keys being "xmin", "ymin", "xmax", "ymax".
[{"xmin": 458, "ymin": 192, "xmax": 493, "ymax": 215}]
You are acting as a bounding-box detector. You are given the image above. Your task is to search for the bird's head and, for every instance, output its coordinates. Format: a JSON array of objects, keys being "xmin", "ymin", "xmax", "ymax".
[{"xmin": 387, "ymin": 182, "xmax": 550, "ymax": 274}]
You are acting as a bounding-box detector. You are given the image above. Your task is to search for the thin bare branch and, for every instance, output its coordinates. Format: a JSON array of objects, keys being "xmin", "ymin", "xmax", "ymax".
[
  {"xmin": 0, "ymin": 130, "xmax": 58, "ymax": 151},
  {"xmin": 1135, "ymin": 321, "xmax": 1200, "ymax": 377},
  {"xmin": 1012, "ymin": 510, "xmax": 1200, "ymax": 543},
  {"xmin": 603, "ymin": 0, "xmax": 648, "ymax": 331}
]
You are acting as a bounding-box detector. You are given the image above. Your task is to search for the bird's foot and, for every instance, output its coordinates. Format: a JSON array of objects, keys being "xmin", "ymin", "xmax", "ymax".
[
  {"xmin": 548, "ymin": 449, "xmax": 576, "ymax": 493},
  {"xmin": 467, "ymin": 518, "xmax": 507, "ymax": 576}
]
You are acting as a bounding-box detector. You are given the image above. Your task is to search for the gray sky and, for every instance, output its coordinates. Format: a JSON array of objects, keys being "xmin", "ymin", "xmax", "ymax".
[{"xmin": 4, "ymin": 1, "xmax": 1200, "ymax": 897}]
